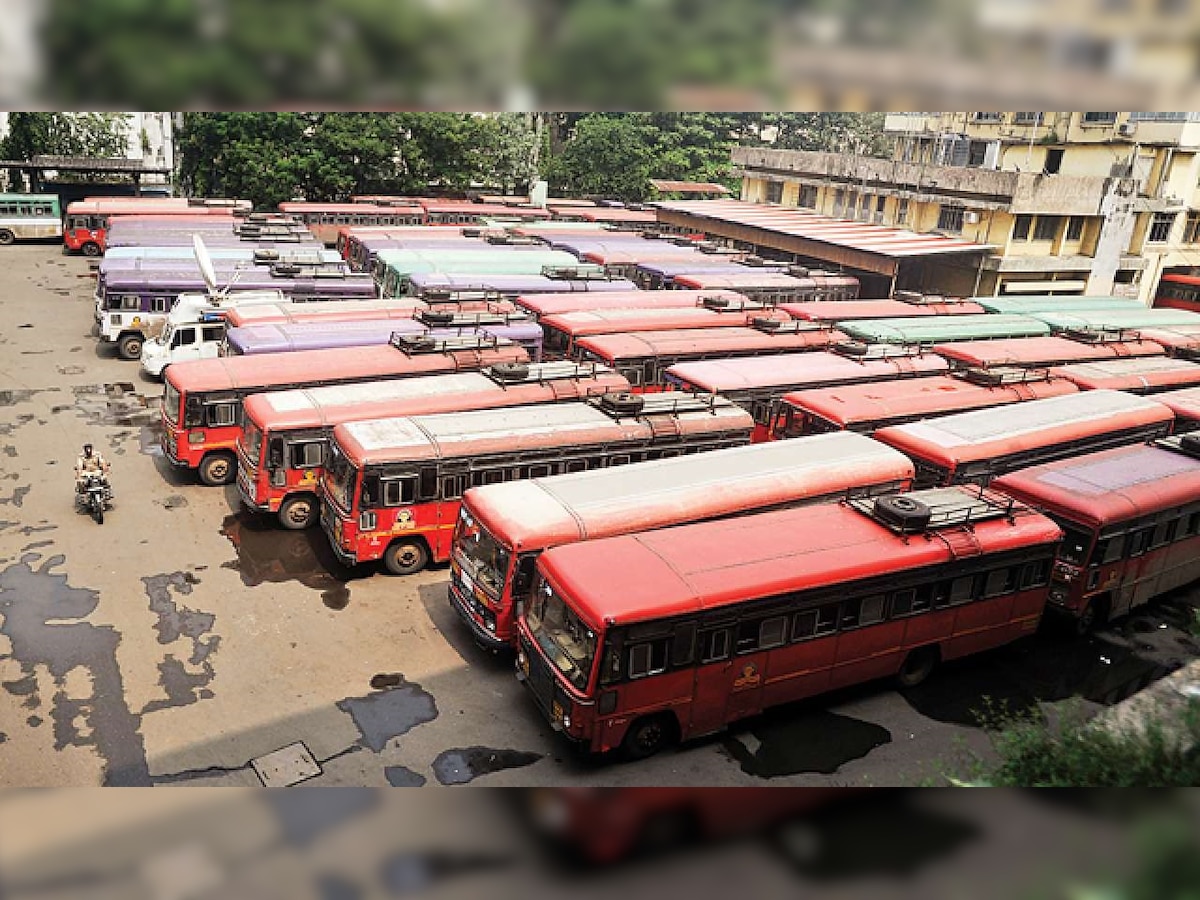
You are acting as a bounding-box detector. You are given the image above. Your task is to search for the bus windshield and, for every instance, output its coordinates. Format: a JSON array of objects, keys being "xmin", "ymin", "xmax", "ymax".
[
  {"xmin": 1058, "ymin": 525, "xmax": 1092, "ymax": 566},
  {"xmin": 526, "ymin": 577, "xmax": 597, "ymax": 692},
  {"xmin": 163, "ymin": 382, "xmax": 182, "ymax": 425},
  {"xmin": 454, "ymin": 507, "xmax": 510, "ymax": 599},
  {"xmin": 242, "ymin": 420, "xmax": 264, "ymax": 470},
  {"xmin": 325, "ymin": 444, "xmax": 357, "ymax": 514}
]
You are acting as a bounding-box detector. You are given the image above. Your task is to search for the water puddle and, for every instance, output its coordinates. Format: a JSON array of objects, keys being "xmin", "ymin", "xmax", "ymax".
[
  {"xmin": 431, "ymin": 747, "xmax": 542, "ymax": 784},
  {"xmin": 384, "ymin": 765, "xmax": 427, "ymax": 787},
  {"xmin": 159, "ymin": 495, "xmax": 188, "ymax": 510},
  {"xmin": 69, "ymin": 383, "xmax": 160, "ymax": 428},
  {"xmin": 336, "ymin": 675, "xmax": 438, "ymax": 752},
  {"xmin": 220, "ymin": 512, "xmax": 370, "ymax": 610},
  {"xmin": 139, "ymin": 422, "xmax": 164, "ymax": 457},
  {"xmin": 902, "ymin": 594, "xmax": 1200, "ymax": 728},
  {"xmin": 724, "ymin": 710, "xmax": 891, "ymax": 778}
]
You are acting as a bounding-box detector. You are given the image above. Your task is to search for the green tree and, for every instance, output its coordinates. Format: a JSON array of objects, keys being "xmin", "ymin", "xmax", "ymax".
[
  {"xmin": 484, "ymin": 114, "xmax": 540, "ymax": 195},
  {"xmin": 546, "ymin": 115, "xmax": 654, "ymax": 202},
  {"xmin": 1, "ymin": 112, "xmax": 129, "ymax": 160}
]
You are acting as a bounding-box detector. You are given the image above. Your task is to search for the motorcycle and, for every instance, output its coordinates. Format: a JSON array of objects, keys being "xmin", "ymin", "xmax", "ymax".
[{"xmin": 76, "ymin": 471, "xmax": 113, "ymax": 525}]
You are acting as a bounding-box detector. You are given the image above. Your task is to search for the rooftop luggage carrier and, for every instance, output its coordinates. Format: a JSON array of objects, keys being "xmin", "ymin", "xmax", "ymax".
[
  {"xmin": 417, "ymin": 310, "xmax": 532, "ymax": 327},
  {"xmin": 486, "ymin": 360, "xmax": 611, "ymax": 386},
  {"xmin": 1061, "ymin": 326, "xmax": 1143, "ymax": 344},
  {"xmin": 389, "ymin": 332, "xmax": 510, "ymax": 355},
  {"xmin": 699, "ymin": 295, "xmax": 769, "ymax": 312},
  {"xmin": 850, "ymin": 486, "xmax": 1020, "ymax": 536},
  {"xmin": 834, "ymin": 340, "xmax": 932, "ymax": 360},
  {"xmin": 953, "ymin": 365, "xmax": 1052, "ymax": 386},
  {"xmin": 752, "ymin": 317, "xmax": 828, "ymax": 334},
  {"xmin": 588, "ymin": 391, "xmax": 731, "ymax": 419},
  {"xmin": 1153, "ymin": 433, "xmax": 1200, "ymax": 460},
  {"xmin": 541, "ymin": 265, "xmax": 610, "ymax": 281}
]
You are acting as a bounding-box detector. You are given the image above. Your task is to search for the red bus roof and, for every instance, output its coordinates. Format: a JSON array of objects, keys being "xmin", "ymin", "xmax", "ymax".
[
  {"xmin": 665, "ymin": 350, "xmax": 949, "ymax": 393},
  {"xmin": 244, "ymin": 365, "xmax": 629, "ymax": 432},
  {"xmin": 537, "ymin": 487, "xmax": 1062, "ymax": 628},
  {"xmin": 165, "ymin": 342, "xmax": 528, "ymax": 395},
  {"xmin": 874, "ymin": 390, "xmax": 1174, "ymax": 467},
  {"xmin": 575, "ymin": 326, "xmax": 844, "ymax": 362},
  {"xmin": 992, "ymin": 438, "xmax": 1200, "ymax": 529},
  {"xmin": 540, "ymin": 306, "xmax": 786, "ymax": 338},
  {"xmin": 1137, "ymin": 326, "xmax": 1200, "ymax": 352},
  {"xmin": 1153, "ymin": 385, "xmax": 1200, "ymax": 425},
  {"xmin": 333, "ymin": 398, "xmax": 753, "ymax": 466},
  {"xmin": 782, "ymin": 374, "xmax": 1078, "ymax": 429},
  {"xmin": 223, "ymin": 299, "xmax": 430, "ymax": 328},
  {"xmin": 1049, "ymin": 357, "xmax": 1200, "ymax": 392},
  {"xmin": 515, "ymin": 290, "xmax": 743, "ymax": 319},
  {"xmin": 782, "ymin": 300, "xmax": 933, "ymax": 321},
  {"xmin": 466, "ymin": 432, "xmax": 914, "ymax": 553},
  {"xmin": 674, "ymin": 271, "xmax": 856, "ymax": 290},
  {"xmin": 279, "ymin": 202, "xmax": 424, "ymax": 215},
  {"xmin": 571, "ymin": 208, "xmax": 657, "ymax": 224},
  {"xmin": 933, "ymin": 336, "xmax": 1165, "ymax": 368}
]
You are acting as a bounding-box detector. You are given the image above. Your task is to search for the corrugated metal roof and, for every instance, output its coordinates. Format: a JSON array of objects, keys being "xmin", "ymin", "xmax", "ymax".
[
  {"xmin": 650, "ymin": 180, "xmax": 732, "ymax": 195},
  {"xmin": 654, "ymin": 199, "xmax": 991, "ymax": 260}
]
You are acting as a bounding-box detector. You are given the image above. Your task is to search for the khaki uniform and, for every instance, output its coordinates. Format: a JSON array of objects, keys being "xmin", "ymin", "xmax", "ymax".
[{"xmin": 75, "ymin": 452, "xmax": 110, "ymax": 485}]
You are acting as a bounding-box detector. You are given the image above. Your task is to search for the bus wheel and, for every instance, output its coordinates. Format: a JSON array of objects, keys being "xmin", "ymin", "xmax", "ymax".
[
  {"xmin": 1075, "ymin": 597, "xmax": 1110, "ymax": 636},
  {"xmin": 0, "ymin": 229, "xmax": 14, "ymax": 245},
  {"xmin": 198, "ymin": 452, "xmax": 235, "ymax": 486},
  {"xmin": 278, "ymin": 494, "xmax": 317, "ymax": 530},
  {"xmin": 384, "ymin": 540, "xmax": 428, "ymax": 576},
  {"xmin": 897, "ymin": 647, "xmax": 939, "ymax": 688},
  {"xmin": 82, "ymin": 241, "xmax": 102, "ymax": 257},
  {"xmin": 117, "ymin": 334, "xmax": 143, "ymax": 360},
  {"xmin": 621, "ymin": 714, "xmax": 677, "ymax": 761}
]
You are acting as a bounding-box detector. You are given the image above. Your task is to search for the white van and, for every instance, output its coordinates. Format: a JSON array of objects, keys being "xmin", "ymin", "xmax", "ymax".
[{"xmin": 140, "ymin": 291, "xmax": 286, "ymax": 377}]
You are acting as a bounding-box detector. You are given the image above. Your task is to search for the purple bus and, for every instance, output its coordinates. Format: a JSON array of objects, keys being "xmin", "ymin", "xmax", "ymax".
[
  {"xmin": 223, "ymin": 317, "xmax": 544, "ymax": 360},
  {"xmin": 406, "ymin": 272, "xmax": 638, "ymax": 300},
  {"xmin": 633, "ymin": 260, "xmax": 787, "ymax": 290}
]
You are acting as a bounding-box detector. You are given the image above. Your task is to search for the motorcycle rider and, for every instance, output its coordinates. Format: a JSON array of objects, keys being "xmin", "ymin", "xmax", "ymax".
[{"xmin": 75, "ymin": 443, "xmax": 111, "ymax": 491}]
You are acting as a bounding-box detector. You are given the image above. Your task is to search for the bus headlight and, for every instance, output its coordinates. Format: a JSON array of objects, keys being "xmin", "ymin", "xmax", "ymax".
[{"xmin": 188, "ymin": 431, "xmax": 205, "ymax": 444}]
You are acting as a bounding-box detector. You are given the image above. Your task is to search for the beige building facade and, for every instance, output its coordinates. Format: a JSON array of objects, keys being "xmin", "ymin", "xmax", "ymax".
[{"xmin": 736, "ymin": 112, "xmax": 1200, "ymax": 303}]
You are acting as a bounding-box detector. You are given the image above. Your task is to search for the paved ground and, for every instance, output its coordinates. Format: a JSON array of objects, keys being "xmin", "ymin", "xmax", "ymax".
[{"xmin": 1, "ymin": 243, "xmax": 1197, "ymax": 788}]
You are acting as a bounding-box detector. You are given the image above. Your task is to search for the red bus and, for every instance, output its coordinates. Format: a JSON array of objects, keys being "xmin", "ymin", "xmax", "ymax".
[
  {"xmin": 237, "ymin": 362, "xmax": 629, "ymax": 530},
  {"xmin": 672, "ymin": 270, "xmax": 860, "ymax": 303},
  {"xmin": 450, "ymin": 433, "xmax": 914, "ymax": 650},
  {"xmin": 1136, "ymin": 325, "xmax": 1200, "ymax": 357},
  {"xmin": 993, "ymin": 434, "xmax": 1200, "ymax": 632},
  {"xmin": 513, "ymin": 290, "xmax": 747, "ymax": 322},
  {"xmin": 63, "ymin": 198, "xmax": 250, "ymax": 256},
  {"xmin": 933, "ymin": 335, "xmax": 1165, "ymax": 369},
  {"xmin": 515, "ymin": 485, "xmax": 1062, "ymax": 758},
  {"xmin": 894, "ymin": 291, "xmax": 985, "ymax": 315},
  {"xmin": 320, "ymin": 393, "xmax": 755, "ymax": 576},
  {"xmin": 1152, "ymin": 272, "xmax": 1200, "ymax": 312},
  {"xmin": 1049, "ymin": 357, "xmax": 1200, "ymax": 394},
  {"xmin": 773, "ymin": 369, "xmax": 1078, "ymax": 438},
  {"xmin": 874, "ymin": 390, "xmax": 1176, "ymax": 488},
  {"xmin": 574, "ymin": 324, "xmax": 845, "ymax": 391},
  {"xmin": 664, "ymin": 349, "xmax": 949, "ymax": 442},
  {"xmin": 222, "ymin": 298, "xmax": 432, "ymax": 329},
  {"xmin": 161, "ymin": 334, "xmax": 527, "ymax": 486},
  {"xmin": 1154, "ymin": 385, "xmax": 1200, "ymax": 431},
  {"xmin": 539, "ymin": 305, "xmax": 790, "ymax": 360},
  {"xmin": 278, "ymin": 203, "xmax": 426, "ymax": 245}
]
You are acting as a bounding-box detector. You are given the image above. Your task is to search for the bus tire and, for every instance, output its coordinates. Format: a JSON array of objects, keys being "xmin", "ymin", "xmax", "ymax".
[
  {"xmin": 383, "ymin": 539, "xmax": 429, "ymax": 576},
  {"xmin": 278, "ymin": 494, "xmax": 317, "ymax": 530},
  {"xmin": 603, "ymin": 392, "xmax": 644, "ymax": 416},
  {"xmin": 897, "ymin": 646, "xmax": 939, "ymax": 688},
  {"xmin": 0, "ymin": 229, "xmax": 14, "ymax": 246},
  {"xmin": 117, "ymin": 333, "xmax": 144, "ymax": 360},
  {"xmin": 621, "ymin": 714, "xmax": 678, "ymax": 761},
  {"xmin": 1075, "ymin": 596, "xmax": 1110, "ymax": 636},
  {"xmin": 198, "ymin": 452, "xmax": 235, "ymax": 486},
  {"xmin": 82, "ymin": 241, "xmax": 102, "ymax": 257},
  {"xmin": 874, "ymin": 495, "xmax": 932, "ymax": 532}
]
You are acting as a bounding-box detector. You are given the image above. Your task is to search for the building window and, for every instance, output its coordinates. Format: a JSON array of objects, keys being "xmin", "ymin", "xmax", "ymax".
[
  {"xmin": 896, "ymin": 198, "xmax": 909, "ymax": 225},
  {"xmin": 1184, "ymin": 212, "xmax": 1200, "ymax": 244},
  {"xmin": 1034, "ymin": 215, "xmax": 1061, "ymax": 241},
  {"xmin": 972, "ymin": 112, "xmax": 1002, "ymax": 123},
  {"xmin": 1148, "ymin": 212, "xmax": 1177, "ymax": 243},
  {"xmin": 968, "ymin": 141, "xmax": 988, "ymax": 167},
  {"xmin": 937, "ymin": 206, "xmax": 965, "ymax": 234},
  {"xmin": 1066, "ymin": 216, "xmax": 1085, "ymax": 241},
  {"xmin": 1129, "ymin": 111, "xmax": 1199, "ymax": 122},
  {"xmin": 798, "ymin": 185, "xmax": 818, "ymax": 209},
  {"xmin": 1044, "ymin": 148, "xmax": 1064, "ymax": 175},
  {"xmin": 833, "ymin": 189, "xmax": 845, "ymax": 216},
  {"xmin": 859, "ymin": 193, "xmax": 872, "ymax": 221},
  {"xmin": 765, "ymin": 181, "xmax": 783, "ymax": 204},
  {"xmin": 1014, "ymin": 112, "xmax": 1044, "ymax": 126},
  {"xmin": 1082, "ymin": 112, "xmax": 1118, "ymax": 125},
  {"xmin": 1013, "ymin": 215, "xmax": 1032, "ymax": 240}
]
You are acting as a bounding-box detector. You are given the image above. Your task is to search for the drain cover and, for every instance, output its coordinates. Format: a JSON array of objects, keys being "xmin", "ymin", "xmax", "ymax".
[{"xmin": 251, "ymin": 741, "xmax": 322, "ymax": 787}]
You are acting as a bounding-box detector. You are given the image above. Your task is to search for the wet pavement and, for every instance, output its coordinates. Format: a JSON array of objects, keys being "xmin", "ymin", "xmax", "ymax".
[{"xmin": 0, "ymin": 243, "xmax": 1197, "ymax": 789}]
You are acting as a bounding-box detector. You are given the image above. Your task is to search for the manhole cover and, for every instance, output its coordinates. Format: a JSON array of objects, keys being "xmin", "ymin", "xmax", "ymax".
[{"xmin": 251, "ymin": 741, "xmax": 322, "ymax": 787}]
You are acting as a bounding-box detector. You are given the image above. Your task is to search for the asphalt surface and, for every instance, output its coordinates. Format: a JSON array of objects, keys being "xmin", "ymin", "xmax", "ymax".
[{"xmin": 1, "ymin": 243, "xmax": 1197, "ymax": 788}]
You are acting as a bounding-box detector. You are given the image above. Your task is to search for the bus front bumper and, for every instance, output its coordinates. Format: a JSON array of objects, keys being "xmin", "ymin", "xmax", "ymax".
[{"xmin": 448, "ymin": 583, "xmax": 508, "ymax": 653}]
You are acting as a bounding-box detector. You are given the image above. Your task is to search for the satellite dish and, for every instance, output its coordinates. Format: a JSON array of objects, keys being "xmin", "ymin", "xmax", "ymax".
[{"xmin": 193, "ymin": 234, "xmax": 219, "ymax": 297}]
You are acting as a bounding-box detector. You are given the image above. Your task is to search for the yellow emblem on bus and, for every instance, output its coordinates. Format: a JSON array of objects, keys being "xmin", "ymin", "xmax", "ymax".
[
  {"xmin": 394, "ymin": 509, "xmax": 415, "ymax": 531},
  {"xmin": 733, "ymin": 664, "xmax": 761, "ymax": 690}
]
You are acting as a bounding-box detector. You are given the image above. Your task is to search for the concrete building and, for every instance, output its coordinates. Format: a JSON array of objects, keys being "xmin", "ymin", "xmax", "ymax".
[{"xmin": 735, "ymin": 112, "xmax": 1200, "ymax": 303}]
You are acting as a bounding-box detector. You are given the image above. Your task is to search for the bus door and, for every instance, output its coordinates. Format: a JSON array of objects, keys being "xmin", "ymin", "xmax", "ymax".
[{"xmin": 689, "ymin": 622, "xmax": 769, "ymax": 735}]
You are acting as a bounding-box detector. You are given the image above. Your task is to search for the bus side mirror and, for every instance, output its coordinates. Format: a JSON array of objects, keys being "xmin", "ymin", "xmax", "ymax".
[
  {"xmin": 267, "ymin": 438, "xmax": 284, "ymax": 469},
  {"xmin": 184, "ymin": 396, "xmax": 204, "ymax": 427}
]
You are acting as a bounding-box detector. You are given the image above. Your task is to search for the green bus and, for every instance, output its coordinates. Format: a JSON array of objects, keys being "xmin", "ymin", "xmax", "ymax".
[
  {"xmin": 0, "ymin": 193, "xmax": 62, "ymax": 245},
  {"xmin": 974, "ymin": 295, "xmax": 1144, "ymax": 315},
  {"xmin": 1030, "ymin": 308, "xmax": 1200, "ymax": 334},
  {"xmin": 372, "ymin": 248, "xmax": 592, "ymax": 297},
  {"xmin": 838, "ymin": 314, "xmax": 1052, "ymax": 346}
]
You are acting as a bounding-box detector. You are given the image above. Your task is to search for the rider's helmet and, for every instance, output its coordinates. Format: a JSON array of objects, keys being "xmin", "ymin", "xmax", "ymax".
[{"xmin": 82, "ymin": 443, "xmax": 93, "ymax": 456}]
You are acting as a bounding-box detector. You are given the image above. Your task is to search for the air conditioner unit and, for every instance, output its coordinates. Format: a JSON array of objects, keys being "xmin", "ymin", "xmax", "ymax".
[
  {"xmin": 964, "ymin": 211, "xmax": 981, "ymax": 225},
  {"xmin": 1118, "ymin": 121, "xmax": 1137, "ymax": 138}
]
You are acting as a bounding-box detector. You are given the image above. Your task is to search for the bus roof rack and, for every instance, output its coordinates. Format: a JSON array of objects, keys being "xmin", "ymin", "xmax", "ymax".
[
  {"xmin": 590, "ymin": 390, "xmax": 727, "ymax": 419},
  {"xmin": 390, "ymin": 332, "xmax": 506, "ymax": 355},
  {"xmin": 542, "ymin": 265, "xmax": 609, "ymax": 281},
  {"xmin": 1154, "ymin": 433, "xmax": 1200, "ymax": 460},
  {"xmin": 417, "ymin": 309, "xmax": 530, "ymax": 327},
  {"xmin": 850, "ymin": 486, "xmax": 1018, "ymax": 536},
  {"xmin": 956, "ymin": 365, "xmax": 1051, "ymax": 386},
  {"xmin": 1172, "ymin": 344, "xmax": 1200, "ymax": 361},
  {"xmin": 699, "ymin": 295, "xmax": 765, "ymax": 312},
  {"xmin": 1062, "ymin": 326, "xmax": 1142, "ymax": 344},
  {"xmin": 753, "ymin": 317, "xmax": 826, "ymax": 335},
  {"xmin": 787, "ymin": 265, "xmax": 810, "ymax": 278},
  {"xmin": 485, "ymin": 233, "xmax": 542, "ymax": 245},
  {"xmin": 834, "ymin": 340, "xmax": 929, "ymax": 360},
  {"xmin": 486, "ymin": 360, "xmax": 607, "ymax": 386}
]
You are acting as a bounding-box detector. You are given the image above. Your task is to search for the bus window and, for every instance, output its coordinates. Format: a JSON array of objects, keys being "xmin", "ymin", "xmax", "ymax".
[
  {"xmin": 208, "ymin": 403, "xmax": 237, "ymax": 427},
  {"xmin": 948, "ymin": 575, "xmax": 978, "ymax": 606},
  {"xmin": 792, "ymin": 603, "xmax": 838, "ymax": 640},
  {"xmin": 628, "ymin": 641, "xmax": 668, "ymax": 679},
  {"xmin": 291, "ymin": 442, "xmax": 323, "ymax": 469},
  {"xmin": 700, "ymin": 628, "xmax": 731, "ymax": 662},
  {"xmin": 442, "ymin": 475, "xmax": 463, "ymax": 499},
  {"xmin": 758, "ymin": 616, "xmax": 788, "ymax": 649},
  {"xmin": 984, "ymin": 568, "xmax": 1015, "ymax": 598}
]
